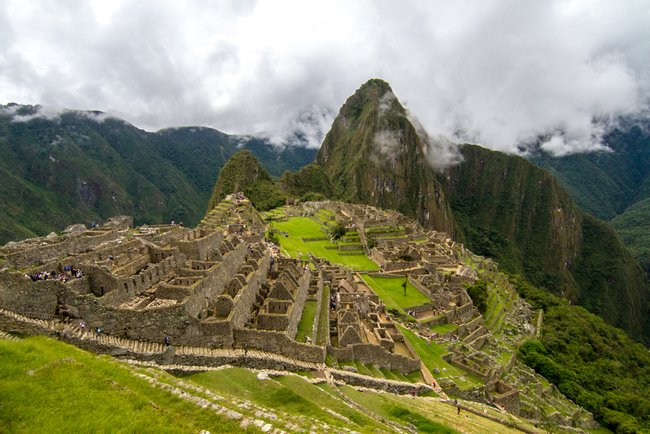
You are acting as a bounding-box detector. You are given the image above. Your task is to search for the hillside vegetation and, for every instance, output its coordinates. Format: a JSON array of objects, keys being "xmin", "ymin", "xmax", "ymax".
[
  {"xmin": 530, "ymin": 123, "xmax": 650, "ymax": 276},
  {"xmin": 515, "ymin": 278, "xmax": 650, "ymax": 433},
  {"xmin": 0, "ymin": 105, "xmax": 316, "ymax": 245},
  {"xmin": 441, "ymin": 145, "xmax": 650, "ymax": 343},
  {"xmin": 206, "ymin": 150, "xmax": 287, "ymax": 212}
]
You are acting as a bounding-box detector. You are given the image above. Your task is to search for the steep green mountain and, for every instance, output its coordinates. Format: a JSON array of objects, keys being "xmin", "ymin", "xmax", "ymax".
[
  {"xmin": 315, "ymin": 79, "xmax": 456, "ymax": 235},
  {"xmin": 278, "ymin": 163, "xmax": 333, "ymax": 200},
  {"xmin": 315, "ymin": 81, "xmax": 650, "ymax": 344},
  {"xmin": 441, "ymin": 145, "xmax": 582, "ymax": 294},
  {"xmin": 530, "ymin": 123, "xmax": 650, "ymax": 276},
  {"xmin": 530, "ymin": 123, "xmax": 650, "ymax": 220},
  {"xmin": 611, "ymin": 198, "xmax": 650, "ymax": 273},
  {"xmin": 441, "ymin": 145, "xmax": 650, "ymax": 344},
  {"xmin": 206, "ymin": 150, "xmax": 286, "ymax": 212},
  {"xmin": 0, "ymin": 105, "xmax": 316, "ymax": 245}
]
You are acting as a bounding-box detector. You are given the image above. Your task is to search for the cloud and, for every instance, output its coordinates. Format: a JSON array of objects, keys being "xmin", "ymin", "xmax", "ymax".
[
  {"xmin": 1, "ymin": 104, "xmax": 119, "ymax": 124},
  {"xmin": 0, "ymin": 0, "xmax": 649, "ymax": 158}
]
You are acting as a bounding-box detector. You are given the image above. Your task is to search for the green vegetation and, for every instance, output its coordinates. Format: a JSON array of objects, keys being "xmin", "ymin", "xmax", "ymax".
[
  {"xmin": 429, "ymin": 322, "xmax": 458, "ymax": 334},
  {"xmin": 0, "ymin": 336, "xmax": 249, "ymax": 433},
  {"xmin": 340, "ymin": 386, "xmax": 531, "ymax": 434},
  {"xmin": 188, "ymin": 368, "xmax": 385, "ymax": 431},
  {"xmin": 330, "ymin": 222, "xmax": 347, "ymax": 240},
  {"xmin": 0, "ymin": 107, "xmax": 316, "ymax": 245},
  {"xmin": 268, "ymin": 216, "xmax": 379, "ymax": 270},
  {"xmin": 444, "ymin": 144, "xmax": 650, "ymax": 345},
  {"xmin": 465, "ymin": 279, "xmax": 488, "ymax": 314},
  {"xmin": 295, "ymin": 300, "xmax": 317, "ymax": 342},
  {"xmin": 361, "ymin": 274, "xmax": 430, "ymax": 313},
  {"xmin": 279, "ymin": 163, "xmax": 333, "ymax": 199},
  {"xmin": 611, "ymin": 198, "xmax": 650, "ymax": 276},
  {"xmin": 316, "ymin": 285, "xmax": 330, "ymax": 345},
  {"xmin": 398, "ymin": 325, "xmax": 483, "ymax": 390},
  {"xmin": 206, "ymin": 150, "xmax": 286, "ymax": 212},
  {"xmin": 514, "ymin": 277, "xmax": 650, "ymax": 433}
]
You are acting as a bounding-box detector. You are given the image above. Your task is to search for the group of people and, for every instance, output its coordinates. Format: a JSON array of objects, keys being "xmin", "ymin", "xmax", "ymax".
[{"xmin": 28, "ymin": 265, "xmax": 83, "ymax": 282}]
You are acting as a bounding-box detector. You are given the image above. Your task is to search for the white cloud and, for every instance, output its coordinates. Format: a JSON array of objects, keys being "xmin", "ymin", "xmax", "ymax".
[{"xmin": 0, "ymin": 0, "xmax": 649, "ymax": 156}]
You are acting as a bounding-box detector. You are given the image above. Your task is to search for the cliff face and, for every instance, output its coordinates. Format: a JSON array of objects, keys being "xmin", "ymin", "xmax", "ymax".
[
  {"xmin": 315, "ymin": 79, "xmax": 456, "ymax": 235},
  {"xmin": 441, "ymin": 144, "xmax": 583, "ymax": 295},
  {"xmin": 440, "ymin": 144, "xmax": 650, "ymax": 343}
]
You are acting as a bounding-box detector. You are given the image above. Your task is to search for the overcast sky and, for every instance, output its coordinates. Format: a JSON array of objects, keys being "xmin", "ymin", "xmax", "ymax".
[{"xmin": 1, "ymin": 0, "xmax": 649, "ymax": 155}]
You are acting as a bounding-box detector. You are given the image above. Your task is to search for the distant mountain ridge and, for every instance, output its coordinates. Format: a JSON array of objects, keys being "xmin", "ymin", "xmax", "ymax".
[{"xmin": 0, "ymin": 104, "xmax": 316, "ymax": 244}]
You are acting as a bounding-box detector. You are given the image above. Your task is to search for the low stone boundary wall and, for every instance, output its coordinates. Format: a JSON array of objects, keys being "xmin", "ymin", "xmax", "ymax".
[
  {"xmin": 330, "ymin": 369, "xmax": 432, "ymax": 395},
  {"xmin": 301, "ymin": 237, "xmax": 329, "ymax": 242},
  {"xmin": 327, "ymin": 342, "xmax": 420, "ymax": 374},
  {"xmin": 233, "ymin": 328, "xmax": 325, "ymax": 363}
]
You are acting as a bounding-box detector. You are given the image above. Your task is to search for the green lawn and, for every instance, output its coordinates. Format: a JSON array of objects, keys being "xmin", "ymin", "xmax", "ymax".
[
  {"xmin": 0, "ymin": 336, "xmax": 249, "ymax": 433},
  {"xmin": 398, "ymin": 325, "xmax": 483, "ymax": 390},
  {"xmin": 429, "ymin": 323, "xmax": 459, "ymax": 334},
  {"xmin": 361, "ymin": 274, "xmax": 431, "ymax": 313},
  {"xmin": 316, "ymin": 285, "xmax": 330, "ymax": 345},
  {"xmin": 295, "ymin": 300, "xmax": 317, "ymax": 342},
  {"xmin": 270, "ymin": 217, "xmax": 379, "ymax": 270}
]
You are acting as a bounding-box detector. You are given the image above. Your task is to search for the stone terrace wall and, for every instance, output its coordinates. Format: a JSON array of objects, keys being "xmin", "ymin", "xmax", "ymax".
[
  {"xmin": 0, "ymin": 273, "xmax": 62, "ymax": 319},
  {"xmin": 229, "ymin": 253, "xmax": 270, "ymax": 329},
  {"xmin": 330, "ymin": 370, "xmax": 432, "ymax": 395},
  {"xmin": 174, "ymin": 229, "xmax": 223, "ymax": 261},
  {"xmin": 286, "ymin": 268, "xmax": 311, "ymax": 339},
  {"xmin": 233, "ymin": 328, "xmax": 325, "ymax": 363},
  {"xmin": 2, "ymin": 231, "xmax": 120, "ymax": 268},
  {"xmin": 351, "ymin": 343, "xmax": 420, "ymax": 374}
]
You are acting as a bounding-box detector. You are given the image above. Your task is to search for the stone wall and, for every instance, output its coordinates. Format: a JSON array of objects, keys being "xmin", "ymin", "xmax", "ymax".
[
  {"xmin": 233, "ymin": 328, "xmax": 325, "ymax": 363},
  {"xmin": 0, "ymin": 273, "xmax": 62, "ymax": 319},
  {"xmin": 228, "ymin": 253, "xmax": 270, "ymax": 329},
  {"xmin": 330, "ymin": 369, "xmax": 433, "ymax": 395},
  {"xmin": 174, "ymin": 229, "xmax": 223, "ymax": 261},
  {"xmin": 351, "ymin": 343, "xmax": 420, "ymax": 374},
  {"xmin": 2, "ymin": 230, "xmax": 120, "ymax": 269},
  {"xmin": 286, "ymin": 268, "xmax": 311, "ymax": 339}
]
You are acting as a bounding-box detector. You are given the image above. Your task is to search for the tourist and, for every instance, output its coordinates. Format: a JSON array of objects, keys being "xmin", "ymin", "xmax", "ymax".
[{"xmin": 164, "ymin": 336, "xmax": 171, "ymax": 346}]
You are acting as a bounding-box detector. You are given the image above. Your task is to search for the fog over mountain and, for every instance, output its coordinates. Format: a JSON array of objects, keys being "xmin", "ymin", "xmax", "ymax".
[{"xmin": 1, "ymin": 0, "xmax": 649, "ymax": 157}]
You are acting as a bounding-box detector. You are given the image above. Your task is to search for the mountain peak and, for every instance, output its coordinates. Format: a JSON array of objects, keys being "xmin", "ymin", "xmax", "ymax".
[
  {"xmin": 206, "ymin": 150, "xmax": 286, "ymax": 213},
  {"xmin": 315, "ymin": 79, "xmax": 456, "ymax": 235}
]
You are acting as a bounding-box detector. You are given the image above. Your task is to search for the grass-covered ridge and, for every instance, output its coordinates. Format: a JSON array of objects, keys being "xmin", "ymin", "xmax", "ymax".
[
  {"xmin": 0, "ymin": 107, "xmax": 317, "ymax": 245},
  {"xmin": 0, "ymin": 336, "xmax": 249, "ymax": 433}
]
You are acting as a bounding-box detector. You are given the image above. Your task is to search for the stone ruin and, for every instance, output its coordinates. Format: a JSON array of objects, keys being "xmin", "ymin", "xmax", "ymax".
[{"xmin": 1, "ymin": 195, "xmax": 595, "ymax": 422}]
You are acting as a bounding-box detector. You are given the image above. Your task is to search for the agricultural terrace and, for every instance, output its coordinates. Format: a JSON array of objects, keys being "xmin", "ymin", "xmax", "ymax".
[
  {"xmin": 268, "ymin": 216, "xmax": 379, "ymax": 270},
  {"xmin": 399, "ymin": 325, "xmax": 483, "ymax": 391},
  {"xmin": 361, "ymin": 274, "xmax": 430, "ymax": 314}
]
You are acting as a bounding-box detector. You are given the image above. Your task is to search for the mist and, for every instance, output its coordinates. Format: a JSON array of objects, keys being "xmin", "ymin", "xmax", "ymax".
[{"xmin": 1, "ymin": 0, "xmax": 648, "ymax": 159}]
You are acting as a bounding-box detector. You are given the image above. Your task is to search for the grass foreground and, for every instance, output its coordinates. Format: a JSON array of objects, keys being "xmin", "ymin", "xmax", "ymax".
[
  {"xmin": 0, "ymin": 336, "xmax": 249, "ymax": 433},
  {"xmin": 0, "ymin": 334, "xmax": 548, "ymax": 433}
]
